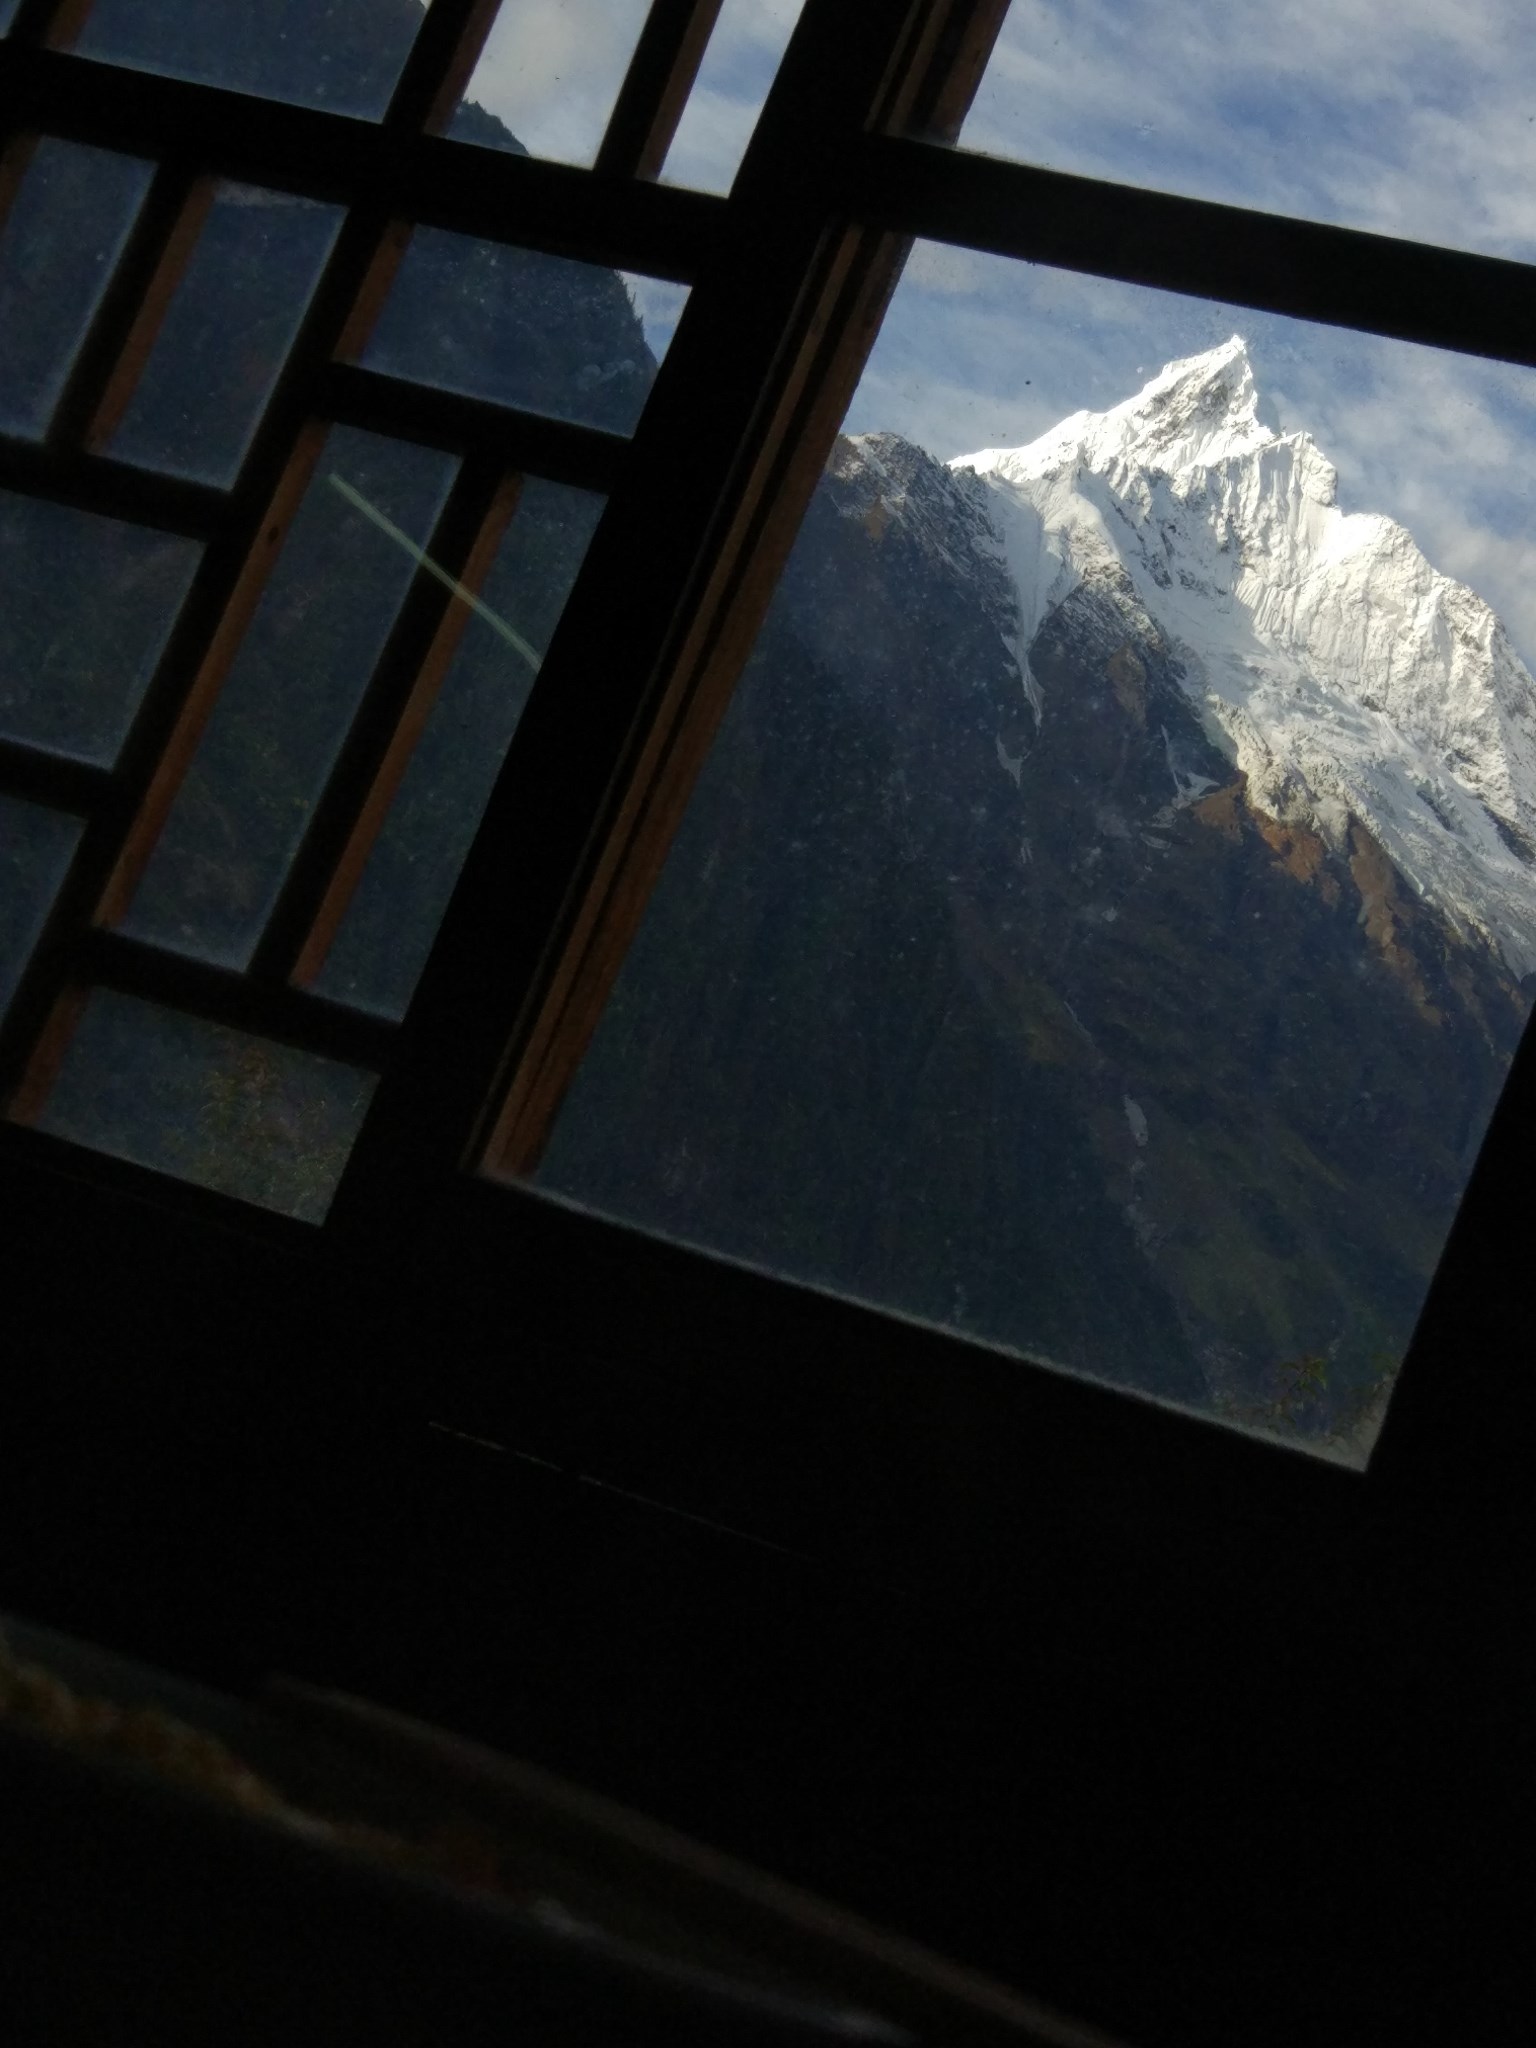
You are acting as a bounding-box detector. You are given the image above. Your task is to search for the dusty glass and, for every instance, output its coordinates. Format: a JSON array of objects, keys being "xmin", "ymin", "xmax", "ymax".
[
  {"xmin": 0, "ymin": 799, "xmax": 82, "ymax": 1021},
  {"xmin": 120, "ymin": 425, "xmax": 457, "ymax": 968},
  {"xmin": 0, "ymin": 138, "xmax": 153, "ymax": 440},
  {"xmin": 109, "ymin": 183, "xmax": 344, "ymax": 486},
  {"xmin": 0, "ymin": 491, "xmax": 201, "ymax": 765},
  {"xmin": 447, "ymin": 0, "xmax": 650, "ymax": 165},
  {"xmin": 314, "ymin": 477, "xmax": 605, "ymax": 1019},
  {"xmin": 529, "ymin": 245, "xmax": 1536, "ymax": 1464},
  {"xmin": 77, "ymin": 0, "xmax": 424, "ymax": 121},
  {"xmin": 363, "ymin": 227, "xmax": 688, "ymax": 438},
  {"xmin": 662, "ymin": 0, "xmax": 805, "ymax": 193},
  {"xmin": 33, "ymin": 989, "xmax": 375, "ymax": 1223}
]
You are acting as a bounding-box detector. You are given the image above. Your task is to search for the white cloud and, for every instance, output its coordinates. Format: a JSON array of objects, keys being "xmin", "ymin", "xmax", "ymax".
[
  {"xmin": 662, "ymin": 0, "xmax": 804, "ymax": 191},
  {"xmin": 453, "ymin": 0, "xmax": 651, "ymax": 165},
  {"xmin": 962, "ymin": 0, "xmax": 1536, "ymax": 261}
]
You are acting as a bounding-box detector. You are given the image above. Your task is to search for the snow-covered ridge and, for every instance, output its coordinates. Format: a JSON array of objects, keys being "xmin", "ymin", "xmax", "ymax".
[{"xmin": 948, "ymin": 336, "xmax": 1536, "ymax": 975}]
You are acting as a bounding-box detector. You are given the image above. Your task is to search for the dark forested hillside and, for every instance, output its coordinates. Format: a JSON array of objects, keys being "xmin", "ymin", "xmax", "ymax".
[{"xmin": 538, "ymin": 434, "xmax": 1529, "ymax": 1453}]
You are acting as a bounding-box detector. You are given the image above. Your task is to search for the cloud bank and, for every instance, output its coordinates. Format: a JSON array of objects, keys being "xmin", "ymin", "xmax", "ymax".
[{"xmin": 963, "ymin": 0, "xmax": 1536, "ymax": 261}]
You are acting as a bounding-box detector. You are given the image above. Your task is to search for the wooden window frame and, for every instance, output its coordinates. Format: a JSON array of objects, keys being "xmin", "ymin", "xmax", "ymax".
[{"xmin": 2, "ymin": 5, "xmax": 1533, "ymax": 2044}]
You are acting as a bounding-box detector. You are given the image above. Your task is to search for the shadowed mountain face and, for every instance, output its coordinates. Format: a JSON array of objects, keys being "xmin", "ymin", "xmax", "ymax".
[
  {"xmin": 540, "ymin": 429, "xmax": 1532, "ymax": 1453},
  {"xmin": 77, "ymin": 0, "xmax": 434, "ymax": 118}
]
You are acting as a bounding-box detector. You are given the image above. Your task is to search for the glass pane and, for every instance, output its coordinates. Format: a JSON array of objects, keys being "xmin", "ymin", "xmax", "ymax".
[
  {"xmin": 0, "ymin": 139, "xmax": 154, "ymax": 441},
  {"xmin": 77, "ymin": 0, "xmax": 423, "ymax": 120},
  {"xmin": 32, "ymin": 988, "xmax": 374, "ymax": 1222},
  {"xmin": 0, "ymin": 491, "xmax": 201, "ymax": 765},
  {"xmin": 962, "ymin": 1, "xmax": 1536, "ymax": 263},
  {"xmin": 449, "ymin": 0, "xmax": 650, "ymax": 165},
  {"xmin": 120, "ymin": 425, "xmax": 458, "ymax": 968},
  {"xmin": 0, "ymin": 1, "xmax": 22, "ymax": 34},
  {"xmin": 314, "ymin": 476, "xmax": 605, "ymax": 1018},
  {"xmin": 0, "ymin": 799, "xmax": 82, "ymax": 1021},
  {"xmin": 108, "ymin": 183, "xmax": 344, "ymax": 487},
  {"xmin": 530, "ymin": 247, "xmax": 1536, "ymax": 1464},
  {"xmin": 662, "ymin": 0, "xmax": 805, "ymax": 193},
  {"xmin": 363, "ymin": 227, "xmax": 687, "ymax": 437}
]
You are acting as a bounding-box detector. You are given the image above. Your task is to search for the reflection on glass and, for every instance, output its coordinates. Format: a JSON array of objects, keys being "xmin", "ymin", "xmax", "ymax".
[
  {"xmin": 447, "ymin": 0, "xmax": 649, "ymax": 165},
  {"xmin": 532, "ymin": 247, "xmax": 1536, "ymax": 1464},
  {"xmin": 315, "ymin": 477, "xmax": 605, "ymax": 1018},
  {"xmin": 33, "ymin": 989, "xmax": 374, "ymax": 1222},
  {"xmin": 0, "ymin": 799, "xmax": 82, "ymax": 1021},
  {"xmin": 961, "ymin": 0, "xmax": 1536, "ymax": 263},
  {"xmin": 0, "ymin": 139, "xmax": 154, "ymax": 441},
  {"xmin": 109, "ymin": 183, "xmax": 343, "ymax": 486},
  {"xmin": 662, "ymin": 0, "xmax": 804, "ymax": 193},
  {"xmin": 121, "ymin": 425, "xmax": 457, "ymax": 968},
  {"xmin": 0, "ymin": 491, "xmax": 201, "ymax": 765},
  {"xmin": 364, "ymin": 226, "xmax": 686, "ymax": 438},
  {"xmin": 77, "ymin": 0, "xmax": 423, "ymax": 120}
]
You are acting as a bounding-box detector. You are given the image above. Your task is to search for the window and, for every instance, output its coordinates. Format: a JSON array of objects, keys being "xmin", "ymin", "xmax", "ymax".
[
  {"xmin": 526, "ymin": 250, "xmax": 1536, "ymax": 1464},
  {"xmin": 1, "ymin": 8, "xmax": 1530, "ymax": 2046}
]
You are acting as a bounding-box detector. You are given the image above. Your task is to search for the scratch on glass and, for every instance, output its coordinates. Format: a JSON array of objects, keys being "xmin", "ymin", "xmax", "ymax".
[{"xmin": 327, "ymin": 473, "xmax": 541, "ymax": 669}]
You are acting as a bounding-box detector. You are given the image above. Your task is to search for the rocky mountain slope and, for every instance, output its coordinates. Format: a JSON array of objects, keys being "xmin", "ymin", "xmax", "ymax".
[{"xmin": 542, "ymin": 344, "xmax": 1536, "ymax": 1455}]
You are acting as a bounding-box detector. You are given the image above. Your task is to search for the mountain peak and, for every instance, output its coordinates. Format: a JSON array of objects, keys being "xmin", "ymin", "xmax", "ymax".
[
  {"xmin": 957, "ymin": 334, "xmax": 1273, "ymax": 489},
  {"xmin": 943, "ymin": 340, "xmax": 1536, "ymax": 974},
  {"xmin": 1120, "ymin": 333, "xmax": 1265, "ymax": 464}
]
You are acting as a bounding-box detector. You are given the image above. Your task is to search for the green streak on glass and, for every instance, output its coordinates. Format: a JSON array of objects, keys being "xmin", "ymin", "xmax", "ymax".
[{"xmin": 326, "ymin": 474, "xmax": 540, "ymax": 671}]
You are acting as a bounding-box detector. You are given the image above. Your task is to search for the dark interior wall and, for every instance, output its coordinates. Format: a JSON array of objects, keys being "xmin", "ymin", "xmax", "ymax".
[{"xmin": 4, "ymin": 1145, "xmax": 1531, "ymax": 2048}]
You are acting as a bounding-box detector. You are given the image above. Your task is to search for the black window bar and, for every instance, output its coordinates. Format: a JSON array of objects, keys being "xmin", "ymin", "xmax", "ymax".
[{"xmin": 0, "ymin": 0, "xmax": 727, "ymax": 1116}]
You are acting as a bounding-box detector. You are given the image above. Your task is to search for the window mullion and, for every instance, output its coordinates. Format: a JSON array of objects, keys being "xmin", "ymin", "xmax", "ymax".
[
  {"xmin": 594, "ymin": 0, "xmax": 726, "ymax": 184},
  {"xmin": 324, "ymin": 0, "xmax": 1013, "ymax": 1238},
  {"xmin": 44, "ymin": 161, "xmax": 208, "ymax": 450},
  {"xmin": 247, "ymin": 452, "xmax": 512, "ymax": 990},
  {"xmin": 854, "ymin": 133, "xmax": 1536, "ymax": 372},
  {"xmin": 385, "ymin": 0, "xmax": 504, "ymax": 137},
  {"xmin": 0, "ymin": 47, "xmax": 723, "ymax": 276}
]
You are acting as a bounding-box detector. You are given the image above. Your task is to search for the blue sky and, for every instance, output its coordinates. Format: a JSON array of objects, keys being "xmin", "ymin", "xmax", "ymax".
[
  {"xmin": 963, "ymin": 0, "xmax": 1536, "ymax": 263},
  {"xmin": 461, "ymin": 0, "xmax": 1536, "ymax": 666},
  {"xmin": 448, "ymin": 0, "xmax": 803, "ymax": 183}
]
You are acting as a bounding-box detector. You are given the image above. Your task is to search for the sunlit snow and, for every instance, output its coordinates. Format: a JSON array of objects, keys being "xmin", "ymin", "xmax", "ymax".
[{"xmin": 950, "ymin": 338, "xmax": 1536, "ymax": 973}]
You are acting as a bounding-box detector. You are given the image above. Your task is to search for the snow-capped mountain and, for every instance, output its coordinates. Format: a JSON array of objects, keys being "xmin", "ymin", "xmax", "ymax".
[
  {"xmin": 545, "ymin": 341, "xmax": 1535, "ymax": 1456},
  {"xmin": 952, "ymin": 336, "xmax": 1536, "ymax": 974}
]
